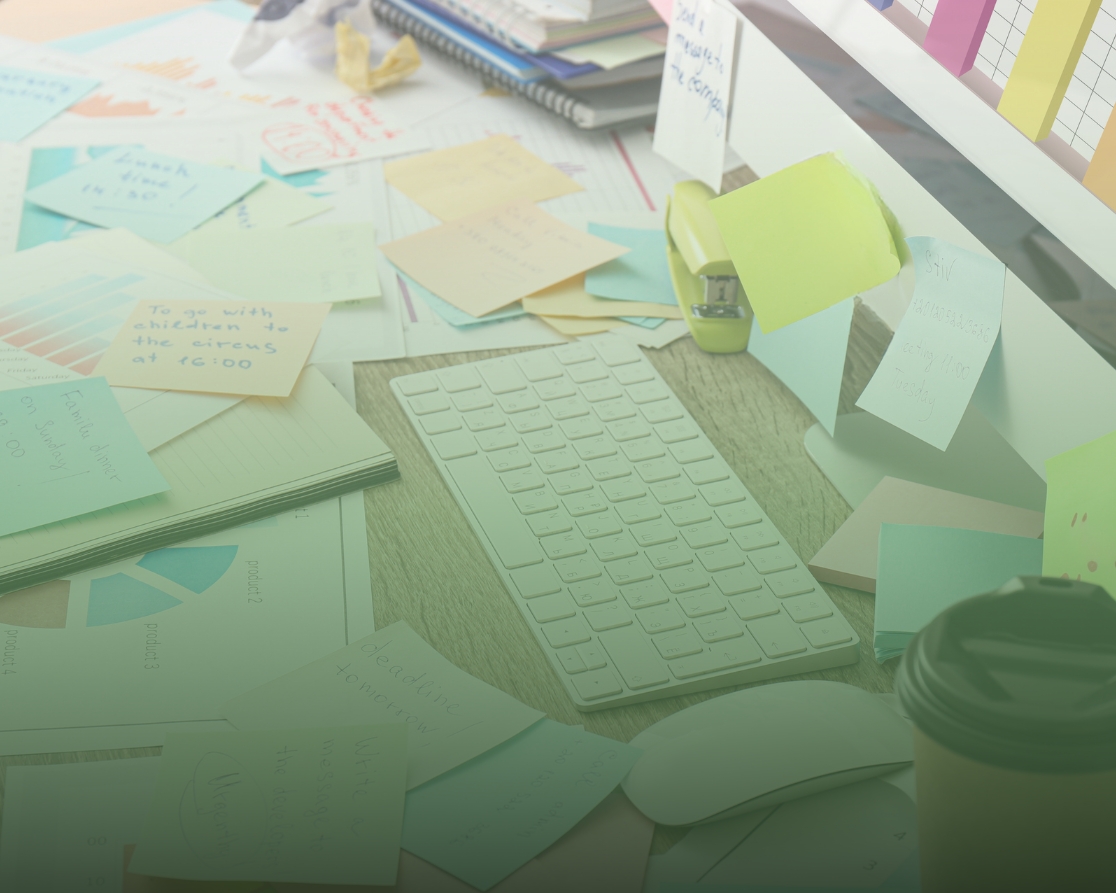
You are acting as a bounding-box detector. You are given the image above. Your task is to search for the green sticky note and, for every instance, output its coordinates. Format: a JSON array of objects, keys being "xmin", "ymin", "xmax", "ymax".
[
  {"xmin": 874, "ymin": 524, "xmax": 1043, "ymax": 661},
  {"xmin": 0, "ymin": 66, "xmax": 99, "ymax": 142},
  {"xmin": 0, "ymin": 378, "xmax": 169, "ymax": 537},
  {"xmin": 710, "ymin": 153, "xmax": 900, "ymax": 333},
  {"xmin": 1044, "ymin": 429, "xmax": 1116, "ymax": 597},
  {"xmin": 584, "ymin": 224, "xmax": 677, "ymax": 306}
]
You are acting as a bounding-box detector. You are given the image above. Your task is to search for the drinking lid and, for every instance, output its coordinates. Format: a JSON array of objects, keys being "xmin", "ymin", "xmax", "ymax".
[{"xmin": 896, "ymin": 576, "xmax": 1116, "ymax": 772}]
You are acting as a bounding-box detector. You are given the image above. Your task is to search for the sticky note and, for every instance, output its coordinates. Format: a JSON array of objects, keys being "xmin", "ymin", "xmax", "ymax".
[
  {"xmin": 384, "ymin": 134, "xmax": 583, "ymax": 221},
  {"xmin": 399, "ymin": 271, "xmax": 526, "ymax": 327},
  {"xmin": 535, "ymin": 315, "xmax": 625, "ymax": 336},
  {"xmin": 402, "ymin": 720, "xmax": 641, "ymax": 891},
  {"xmin": 171, "ymin": 223, "xmax": 381, "ymax": 304},
  {"xmin": 189, "ymin": 177, "xmax": 331, "ymax": 236},
  {"xmin": 1044, "ymin": 428, "xmax": 1116, "ymax": 597},
  {"xmin": 997, "ymin": 0, "xmax": 1103, "ymax": 142},
  {"xmin": 380, "ymin": 199, "xmax": 628, "ymax": 318},
  {"xmin": 0, "ymin": 66, "xmax": 100, "ymax": 141},
  {"xmin": 0, "ymin": 378, "xmax": 169, "ymax": 537},
  {"xmin": 584, "ymin": 224, "xmax": 677, "ymax": 306},
  {"xmin": 95, "ymin": 300, "xmax": 330, "ymax": 397},
  {"xmin": 128, "ymin": 726, "xmax": 407, "ymax": 886},
  {"xmin": 524, "ymin": 276, "xmax": 681, "ymax": 320},
  {"xmin": 1083, "ymin": 109, "xmax": 1116, "ymax": 212},
  {"xmin": 857, "ymin": 237, "xmax": 1004, "ymax": 451},
  {"xmin": 23, "ymin": 147, "xmax": 264, "ymax": 243},
  {"xmin": 924, "ymin": 0, "xmax": 1000, "ymax": 77},
  {"xmin": 874, "ymin": 524, "xmax": 1043, "ymax": 661},
  {"xmin": 221, "ymin": 621, "xmax": 545, "ymax": 789},
  {"xmin": 710, "ymin": 153, "xmax": 900, "ymax": 333},
  {"xmin": 654, "ymin": 0, "xmax": 736, "ymax": 190}
]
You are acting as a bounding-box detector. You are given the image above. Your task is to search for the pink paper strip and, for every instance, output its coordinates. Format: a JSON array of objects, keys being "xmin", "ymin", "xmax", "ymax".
[{"xmin": 924, "ymin": 0, "xmax": 999, "ymax": 77}]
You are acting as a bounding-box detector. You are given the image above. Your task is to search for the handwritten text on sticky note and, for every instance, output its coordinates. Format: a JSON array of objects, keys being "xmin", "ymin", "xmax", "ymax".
[{"xmin": 0, "ymin": 65, "xmax": 100, "ymax": 141}]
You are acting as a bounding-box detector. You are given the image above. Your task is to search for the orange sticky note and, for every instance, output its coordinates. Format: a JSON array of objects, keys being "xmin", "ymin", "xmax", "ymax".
[
  {"xmin": 96, "ymin": 299, "xmax": 330, "ymax": 397},
  {"xmin": 1084, "ymin": 107, "xmax": 1116, "ymax": 211}
]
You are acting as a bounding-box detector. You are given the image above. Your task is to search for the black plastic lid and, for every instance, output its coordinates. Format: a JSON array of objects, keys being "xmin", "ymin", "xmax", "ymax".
[{"xmin": 896, "ymin": 576, "xmax": 1116, "ymax": 773}]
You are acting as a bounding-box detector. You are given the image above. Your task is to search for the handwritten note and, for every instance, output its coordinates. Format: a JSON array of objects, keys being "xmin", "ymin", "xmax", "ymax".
[
  {"xmin": 380, "ymin": 199, "xmax": 628, "ymax": 317},
  {"xmin": 188, "ymin": 177, "xmax": 331, "ymax": 236},
  {"xmin": 221, "ymin": 621, "xmax": 545, "ymax": 789},
  {"xmin": 0, "ymin": 66, "xmax": 100, "ymax": 141},
  {"xmin": 0, "ymin": 378, "xmax": 169, "ymax": 538},
  {"xmin": 23, "ymin": 147, "xmax": 264, "ymax": 243},
  {"xmin": 584, "ymin": 224, "xmax": 677, "ymax": 306},
  {"xmin": 402, "ymin": 719, "xmax": 641, "ymax": 891},
  {"xmin": 653, "ymin": 0, "xmax": 737, "ymax": 191},
  {"xmin": 857, "ymin": 237, "xmax": 1004, "ymax": 451},
  {"xmin": 128, "ymin": 725, "xmax": 407, "ymax": 886},
  {"xmin": 95, "ymin": 300, "xmax": 330, "ymax": 398}
]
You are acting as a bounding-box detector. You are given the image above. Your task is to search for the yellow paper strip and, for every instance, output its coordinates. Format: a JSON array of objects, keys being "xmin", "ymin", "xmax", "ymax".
[
  {"xmin": 523, "ymin": 276, "xmax": 682, "ymax": 319},
  {"xmin": 533, "ymin": 314, "xmax": 625, "ymax": 336},
  {"xmin": 1083, "ymin": 106, "xmax": 1116, "ymax": 211}
]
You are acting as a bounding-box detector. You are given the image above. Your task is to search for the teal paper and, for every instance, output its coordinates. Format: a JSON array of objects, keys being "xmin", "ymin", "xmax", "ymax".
[
  {"xmin": 400, "ymin": 271, "xmax": 525, "ymax": 327},
  {"xmin": 402, "ymin": 719, "xmax": 641, "ymax": 890},
  {"xmin": 23, "ymin": 146, "xmax": 264, "ymax": 243},
  {"xmin": 619, "ymin": 316, "xmax": 666, "ymax": 329},
  {"xmin": 584, "ymin": 224, "xmax": 676, "ymax": 306},
  {"xmin": 19, "ymin": 147, "xmax": 117, "ymax": 250},
  {"xmin": 0, "ymin": 378, "xmax": 169, "ymax": 538},
  {"xmin": 0, "ymin": 66, "xmax": 100, "ymax": 142},
  {"xmin": 748, "ymin": 298, "xmax": 855, "ymax": 436},
  {"xmin": 873, "ymin": 524, "xmax": 1042, "ymax": 661}
]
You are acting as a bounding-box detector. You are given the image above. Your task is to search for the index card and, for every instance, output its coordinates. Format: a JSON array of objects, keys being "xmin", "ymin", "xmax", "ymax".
[
  {"xmin": 221, "ymin": 621, "xmax": 545, "ymax": 790},
  {"xmin": 384, "ymin": 134, "xmax": 583, "ymax": 221},
  {"xmin": 0, "ymin": 377, "xmax": 169, "ymax": 538},
  {"xmin": 0, "ymin": 65, "xmax": 99, "ymax": 141},
  {"xmin": 129, "ymin": 725, "xmax": 407, "ymax": 886},
  {"xmin": 95, "ymin": 299, "xmax": 330, "ymax": 397},
  {"xmin": 23, "ymin": 146, "xmax": 264, "ymax": 243},
  {"xmin": 584, "ymin": 224, "xmax": 677, "ymax": 306}
]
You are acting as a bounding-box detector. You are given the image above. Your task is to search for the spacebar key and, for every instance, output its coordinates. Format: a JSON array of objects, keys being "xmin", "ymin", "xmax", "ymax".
[
  {"xmin": 599, "ymin": 628, "xmax": 669, "ymax": 690},
  {"xmin": 446, "ymin": 454, "xmax": 542, "ymax": 569}
]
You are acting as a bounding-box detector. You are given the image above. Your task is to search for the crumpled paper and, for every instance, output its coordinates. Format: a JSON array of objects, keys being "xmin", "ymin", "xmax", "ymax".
[{"xmin": 336, "ymin": 21, "xmax": 421, "ymax": 93}]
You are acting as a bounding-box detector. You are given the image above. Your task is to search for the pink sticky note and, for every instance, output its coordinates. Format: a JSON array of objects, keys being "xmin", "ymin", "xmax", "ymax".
[
  {"xmin": 649, "ymin": 0, "xmax": 672, "ymax": 23},
  {"xmin": 924, "ymin": 0, "xmax": 999, "ymax": 77}
]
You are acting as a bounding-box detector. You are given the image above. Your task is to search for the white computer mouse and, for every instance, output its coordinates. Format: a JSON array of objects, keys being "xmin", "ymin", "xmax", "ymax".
[{"xmin": 622, "ymin": 680, "xmax": 913, "ymax": 825}]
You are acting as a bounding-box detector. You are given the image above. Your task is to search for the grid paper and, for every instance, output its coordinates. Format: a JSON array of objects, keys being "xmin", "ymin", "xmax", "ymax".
[{"xmin": 896, "ymin": 0, "xmax": 938, "ymax": 25}]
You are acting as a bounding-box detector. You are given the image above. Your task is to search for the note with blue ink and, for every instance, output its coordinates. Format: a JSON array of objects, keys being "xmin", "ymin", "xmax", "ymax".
[
  {"xmin": 0, "ymin": 66, "xmax": 100, "ymax": 142},
  {"xmin": 584, "ymin": 224, "xmax": 677, "ymax": 306},
  {"xmin": 402, "ymin": 719, "xmax": 641, "ymax": 890},
  {"xmin": 857, "ymin": 237, "xmax": 1004, "ymax": 451},
  {"xmin": 0, "ymin": 378, "xmax": 169, "ymax": 538},
  {"xmin": 23, "ymin": 146, "xmax": 264, "ymax": 243}
]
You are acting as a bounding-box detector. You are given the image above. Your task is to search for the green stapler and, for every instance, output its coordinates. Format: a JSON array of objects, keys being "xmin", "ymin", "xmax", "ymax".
[{"xmin": 665, "ymin": 180, "xmax": 753, "ymax": 354}]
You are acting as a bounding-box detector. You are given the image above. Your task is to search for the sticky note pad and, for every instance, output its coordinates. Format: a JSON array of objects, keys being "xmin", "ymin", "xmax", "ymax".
[
  {"xmin": 128, "ymin": 725, "xmax": 407, "ymax": 885},
  {"xmin": 710, "ymin": 153, "xmax": 900, "ymax": 333},
  {"xmin": 874, "ymin": 524, "xmax": 1043, "ymax": 661},
  {"xmin": 0, "ymin": 66, "xmax": 100, "ymax": 141},
  {"xmin": 584, "ymin": 224, "xmax": 677, "ymax": 306},
  {"xmin": 0, "ymin": 378, "xmax": 169, "ymax": 537},
  {"xmin": 402, "ymin": 720, "xmax": 642, "ymax": 890},
  {"xmin": 856, "ymin": 237, "xmax": 1005, "ymax": 451},
  {"xmin": 23, "ymin": 146, "xmax": 264, "ymax": 243},
  {"xmin": 924, "ymin": 0, "xmax": 1000, "ymax": 77},
  {"xmin": 384, "ymin": 134, "xmax": 583, "ymax": 221},
  {"xmin": 95, "ymin": 300, "xmax": 330, "ymax": 397},
  {"xmin": 380, "ymin": 199, "xmax": 628, "ymax": 318}
]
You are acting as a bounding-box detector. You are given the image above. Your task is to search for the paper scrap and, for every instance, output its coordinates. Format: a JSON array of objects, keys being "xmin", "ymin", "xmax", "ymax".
[
  {"xmin": 0, "ymin": 66, "xmax": 100, "ymax": 141},
  {"xmin": 22, "ymin": 146, "xmax": 264, "ymax": 244},
  {"xmin": 524, "ymin": 276, "xmax": 681, "ymax": 320},
  {"xmin": 384, "ymin": 134, "xmax": 583, "ymax": 221},
  {"xmin": 221, "ymin": 621, "xmax": 545, "ymax": 790},
  {"xmin": 653, "ymin": 0, "xmax": 737, "ymax": 190},
  {"xmin": 584, "ymin": 224, "xmax": 677, "ymax": 306},
  {"xmin": 553, "ymin": 29, "xmax": 668, "ymax": 70},
  {"xmin": 857, "ymin": 237, "xmax": 1005, "ymax": 451},
  {"xmin": 402, "ymin": 720, "xmax": 642, "ymax": 891},
  {"xmin": 95, "ymin": 299, "xmax": 330, "ymax": 397},
  {"xmin": 535, "ymin": 315, "xmax": 625, "ymax": 336},
  {"xmin": 128, "ymin": 726, "xmax": 407, "ymax": 886},
  {"xmin": 189, "ymin": 177, "xmax": 332, "ymax": 236},
  {"xmin": 874, "ymin": 524, "xmax": 1043, "ymax": 661},
  {"xmin": 400, "ymin": 271, "xmax": 526, "ymax": 327},
  {"xmin": 171, "ymin": 223, "xmax": 381, "ymax": 304},
  {"xmin": 336, "ymin": 22, "xmax": 422, "ymax": 93},
  {"xmin": 809, "ymin": 476, "xmax": 1045, "ymax": 593},
  {"xmin": 0, "ymin": 377, "xmax": 169, "ymax": 538},
  {"xmin": 380, "ymin": 199, "xmax": 628, "ymax": 317}
]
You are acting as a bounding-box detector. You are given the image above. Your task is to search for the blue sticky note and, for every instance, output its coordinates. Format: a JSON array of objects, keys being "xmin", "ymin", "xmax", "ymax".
[
  {"xmin": 402, "ymin": 720, "xmax": 641, "ymax": 890},
  {"xmin": 23, "ymin": 146, "xmax": 264, "ymax": 243},
  {"xmin": 398, "ymin": 271, "xmax": 525, "ymax": 328},
  {"xmin": 584, "ymin": 224, "xmax": 677, "ymax": 306},
  {"xmin": 874, "ymin": 524, "xmax": 1043, "ymax": 661},
  {"xmin": 0, "ymin": 66, "xmax": 100, "ymax": 142},
  {"xmin": 0, "ymin": 378, "xmax": 169, "ymax": 538}
]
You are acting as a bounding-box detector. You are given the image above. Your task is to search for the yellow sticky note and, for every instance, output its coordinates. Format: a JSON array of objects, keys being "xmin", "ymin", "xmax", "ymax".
[
  {"xmin": 709, "ymin": 153, "xmax": 899, "ymax": 333},
  {"xmin": 534, "ymin": 314, "xmax": 625, "ymax": 336},
  {"xmin": 1043, "ymin": 429, "xmax": 1116, "ymax": 597},
  {"xmin": 997, "ymin": 0, "xmax": 1103, "ymax": 142},
  {"xmin": 384, "ymin": 134, "xmax": 584, "ymax": 221},
  {"xmin": 523, "ymin": 275, "xmax": 683, "ymax": 319},
  {"xmin": 380, "ymin": 199, "xmax": 628, "ymax": 317},
  {"xmin": 96, "ymin": 299, "xmax": 331, "ymax": 397}
]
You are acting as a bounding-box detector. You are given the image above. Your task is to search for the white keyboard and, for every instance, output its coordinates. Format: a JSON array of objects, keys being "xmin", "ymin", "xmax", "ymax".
[{"xmin": 392, "ymin": 337, "xmax": 859, "ymax": 710}]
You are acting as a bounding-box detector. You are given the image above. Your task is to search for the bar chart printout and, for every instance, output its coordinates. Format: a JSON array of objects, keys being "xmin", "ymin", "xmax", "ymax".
[{"xmin": 924, "ymin": 0, "xmax": 1000, "ymax": 76}]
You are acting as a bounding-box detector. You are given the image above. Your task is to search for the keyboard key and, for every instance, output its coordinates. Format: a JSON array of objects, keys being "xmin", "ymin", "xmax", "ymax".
[
  {"xmin": 657, "ymin": 420, "xmax": 698, "ymax": 443},
  {"xmin": 678, "ymin": 591, "xmax": 726, "ymax": 617},
  {"xmin": 695, "ymin": 615, "xmax": 743, "ymax": 642},
  {"xmin": 537, "ymin": 449, "xmax": 579, "ymax": 475},
  {"xmin": 591, "ymin": 533, "xmax": 638, "ymax": 562},
  {"xmin": 557, "ymin": 646, "xmax": 586, "ymax": 674},
  {"xmin": 716, "ymin": 502, "xmax": 762, "ymax": 528},
  {"xmin": 577, "ymin": 641, "xmax": 608, "ymax": 669},
  {"xmin": 409, "ymin": 393, "xmax": 450, "ymax": 415},
  {"xmin": 563, "ymin": 492, "xmax": 608, "ymax": 517},
  {"xmin": 570, "ymin": 579, "xmax": 616, "ymax": 607},
  {"xmin": 572, "ymin": 669, "xmax": 624, "ymax": 701},
  {"xmin": 568, "ymin": 360, "xmax": 609, "ymax": 383},
  {"xmin": 606, "ymin": 556, "xmax": 654, "ymax": 585},
  {"xmin": 463, "ymin": 409, "xmax": 504, "ymax": 432},
  {"xmin": 535, "ymin": 378, "xmax": 577, "ymax": 401},
  {"xmin": 421, "ymin": 413, "xmax": 461, "ymax": 435},
  {"xmin": 549, "ymin": 469, "xmax": 594, "ymax": 495},
  {"xmin": 627, "ymin": 382, "xmax": 670, "ymax": 404},
  {"xmin": 599, "ymin": 627, "xmax": 670, "ymax": 689},
  {"xmin": 529, "ymin": 593, "xmax": 577, "ymax": 623},
  {"xmin": 478, "ymin": 358, "xmax": 527, "ymax": 394},
  {"xmin": 733, "ymin": 526, "xmax": 780, "ymax": 551},
  {"xmin": 588, "ymin": 457, "xmax": 631, "ymax": 481},
  {"xmin": 670, "ymin": 441, "xmax": 714, "ymax": 464},
  {"xmin": 475, "ymin": 428, "xmax": 518, "ymax": 451},
  {"xmin": 729, "ymin": 590, "xmax": 780, "ymax": 620},
  {"xmin": 665, "ymin": 501, "xmax": 711, "ymax": 526},
  {"xmin": 614, "ymin": 363, "xmax": 655, "ymax": 385},
  {"xmin": 554, "ymin": 556, "xmax": 602, "ymax": 583},
  {"xmin": 630, "ymin": 520, "xmax": 676, "ymax": 547},
  {"xmin": 581, "ymin": 380, "xmax": 623, "ymax": 402},
  {"xmin": 488, "ymin": 448, "xmax": 531, "ymax": 473},
  {"xmin": 635, "ymin": 458, "xmax": 680, "ymax": 483},
  {"xmin": 522, "ymin": 429, "xmax": 565, "ymax": 453},
  {"xmin": 651, "ymin": 480, "xmax": 696, "ymax": 504},
  {"xmin": 621, "ymin": 578, "xmax": 670, "ymax": 609},
  {"xmin": 800, "ymin": 618, "xmax": 854, "ymax": 649},
  {"xmin": 622, "ymin": 439, "xmax": 666, "ymax": 462},
  {"xmin": 554, "ymin": 342, "xmax": 597, "ymax": 364},
  {"xmin": 542, "ymin": 617, "xmax": 592, "ymax": 648},
  {"xmin": 655, "ymin": 630, "xmax": 704, "ymax": 659},
  {"xmin": 573, "ymin": 436, "xmax": 615, "ymax": 461},
  {"xmin": 783, "ymin": 594, "xmax": 833, "ymax": 623},
  {"xmin": 714, "ymin": 565, "xmax": 763, "ymax": 596},
  {"xmin": 662, "ymin": 566, "xmax": 709, "ymax": 593},
  {"xmin": 695, "ymin": 543, "xmax": 746, "ymax": 572},
  {"xmin": 585, "ymin": 603, "xmax": 633, "ymax": 631},
  {"xmin": 511, "ymin": 410, "xmax": 552, "ymax": 433},
  {"xmin": 560, "ymin": 417, "xmax": 604, "ymax": 440},
  {"xmin": 637, "ymin": 605, "xmax": 686, "ymax": 633},
  {"xmin": 446, "ymin": 455, "xmax": 541, "ymax": 570},
  {"xmin": 645, "ymin": 542, "xmax": 692, "ymax": 570},
  {"xmin": 641, "ymin": 401, "xmax": 684, "ymax": 424},
  {"xmin": 498, "ymin": 392, "xmax": 540, "ymax": 414},
  {"xmin": 680, "ymin": 522, "xmax": 728, "ymax": 549},
  {"xmin": 616, "ymin": 498, "xmax": 661, "ymax": 524},
  {"xmin": 609, "ymin": 419, "xmax": 651, "ymax": 442},
  {"xmin": 765, "ymin": 569, "xmax": 816, "ymax": 598},
  {"xmin": 669, "ymin": 636, "xmax": 763, "ymax": 678},
  {"xmin": 685, "ymin": 460, "xmax": 730, "ymax": 485},
  {"xmin": 549, "ymin": 397, "xmax": 590, "ymax": 421},
  {"xmin": 514, "ymin": 492, "xmax": 558, "ymax": 514},
  {"xmin": 452, "ymin": 391, "xmax": 492, "ymax": 412},
  {"xmin": 501, "ymin": 469, "xmax": 544, "ymax": 493},
  {"xmin": 397, "ymin": 374, "xmax": 437, "ymax": 396},
  {"xmin": 748, "ymin": 614, "xmax": 808, "ymax": 658},
  {"xmin": 526, "ymin": 511, "xmax": 572, "ymax": 537},
  {"xmin": 577, "ymin": 512, "xmax": 622, "ymax": 539},
  {"xmin": 595, "ymin": 399, "xmax": 636, "ymax": 422},
  {"xmin": 592, "ymin": 336, "xmax": 641, "ymax": 366},
  {"xmin": 432, "ymin": 431, "xmax": 477, "ymax": 460},
  {"xmin": 750, "ymin": 549, "xmax": 798, "ymax": 575},
  {"xmin": 701, "ymin": 480, "xmax": 748, "ymax": 506},
  {"xmin": 541, "ymin": 532, "xmax": 587, "ymax": 560},
  {"xmin": 438, "ymin": 367, "xmax": 481, "ymax": 392},
  {"xmin": 511, "ymin": 565, "xmax": 562, "ymax": 599},
  {"xmin": 516, "ymin": 352, "xmax": 563, "ymax": 381},
  {"xmin": 601, "ymin": 479, "xmax": 647, "ymax": 502}
]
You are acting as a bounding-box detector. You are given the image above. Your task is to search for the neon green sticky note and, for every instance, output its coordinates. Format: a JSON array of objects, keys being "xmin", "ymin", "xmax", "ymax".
[
  {"xmin": 1044, "ymin": 429, "xmax": 1116, "ymax": 598},
  {"xmin": 709, "ymin": 153, "xmax": 900, "ymax": 333}
]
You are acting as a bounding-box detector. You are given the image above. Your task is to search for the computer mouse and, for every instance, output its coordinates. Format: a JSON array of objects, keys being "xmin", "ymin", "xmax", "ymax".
[{"xmin": 621, "ymin": 680, "xmax": 913, "ymax": 825}]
